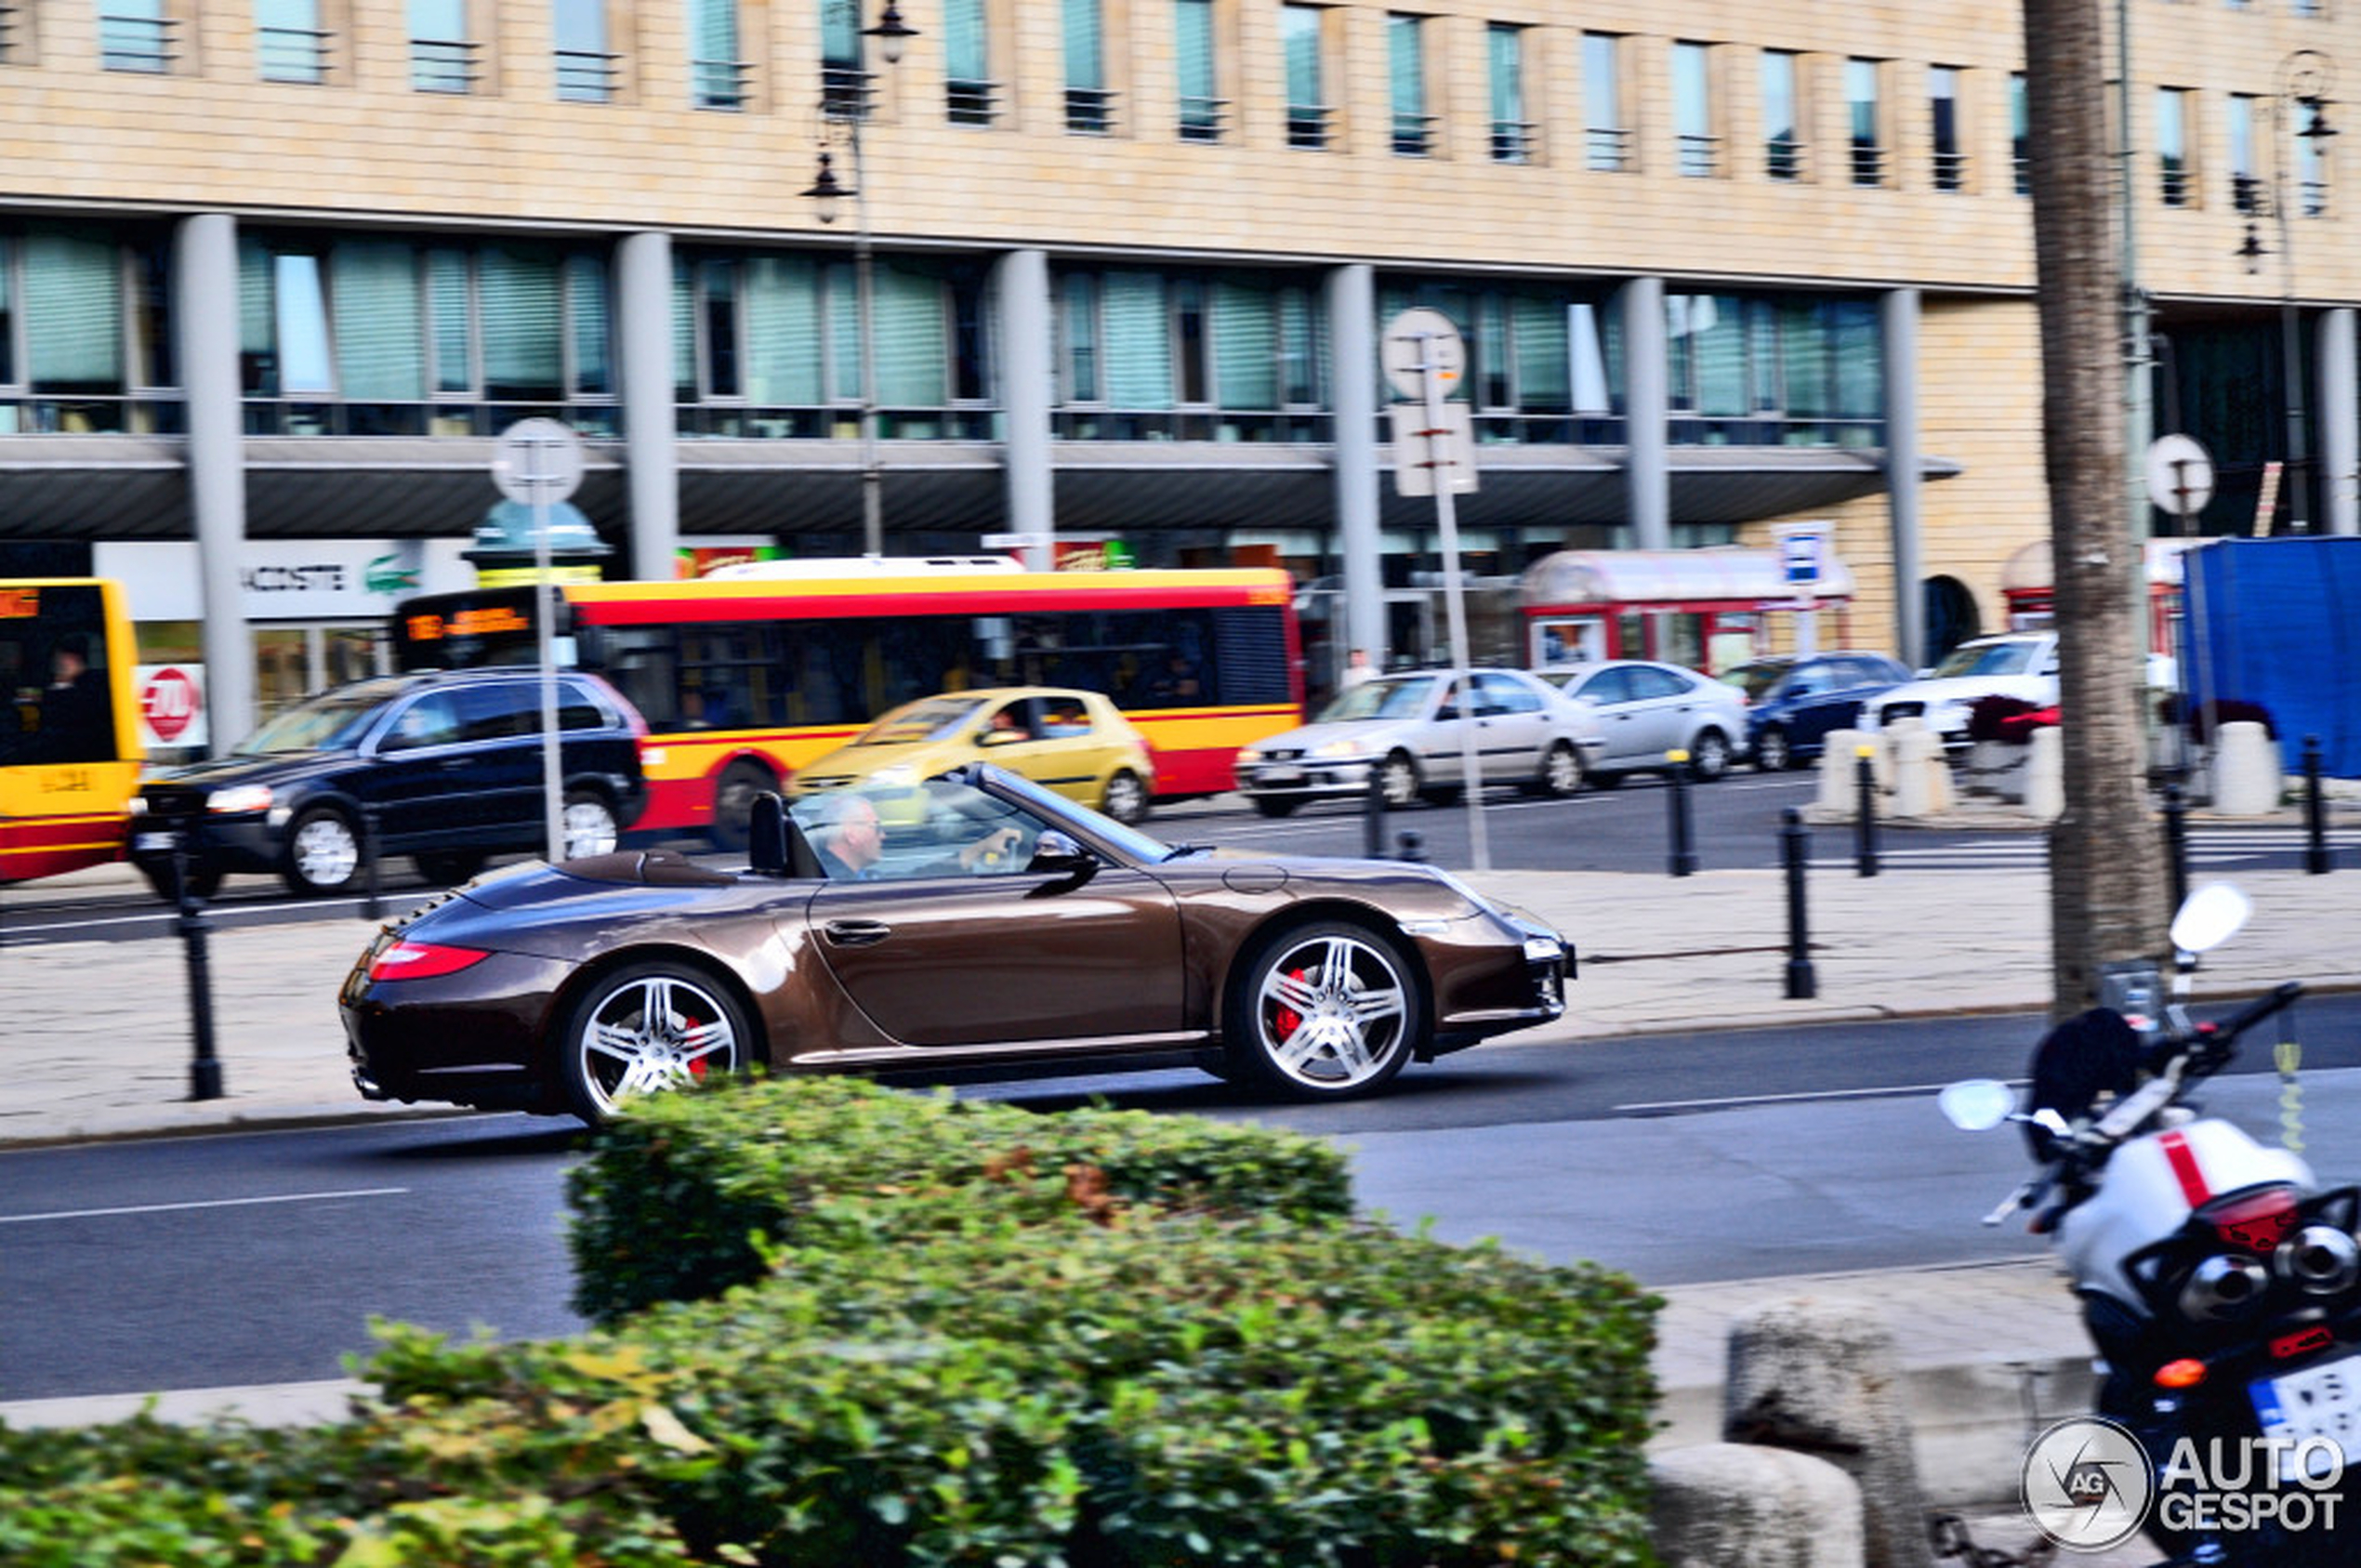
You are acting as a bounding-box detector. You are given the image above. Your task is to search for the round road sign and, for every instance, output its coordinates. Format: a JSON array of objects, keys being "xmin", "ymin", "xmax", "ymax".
[
  {"xmin": 2145, "ymin": 433, "xmax": 2215, "ymax": 518},
  {"xmin": 492, "ymin": 418, "xmax": 585, "ymax": 506},
  {"xmin": 1382, "ymin": 308, "xmax": 1466, "ymax": 400}
]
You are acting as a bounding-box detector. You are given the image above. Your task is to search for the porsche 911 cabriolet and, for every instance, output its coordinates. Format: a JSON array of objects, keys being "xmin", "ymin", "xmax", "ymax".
[{"xmin": 339, "ymin": 765, "xmax": 1572, "ymax": 1124}]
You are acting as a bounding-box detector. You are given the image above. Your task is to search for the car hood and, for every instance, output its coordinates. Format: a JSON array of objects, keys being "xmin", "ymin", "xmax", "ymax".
[
  {"xmin": 143, "ymin": 749, "xmax": 356, "ymax": 792},
  {"xmin": 797, "ymin": 737, "xmax": 976, "ymax": 784},
  {"xmin": 1246, "ymin": 718, "xmax": 1424, "ymax": 754}
]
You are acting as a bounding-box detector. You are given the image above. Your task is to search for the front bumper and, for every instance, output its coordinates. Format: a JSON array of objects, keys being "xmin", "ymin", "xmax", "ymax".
[{"xmin": 1236, "ymin": 758, "xmax": 1380, "ymax": 800}]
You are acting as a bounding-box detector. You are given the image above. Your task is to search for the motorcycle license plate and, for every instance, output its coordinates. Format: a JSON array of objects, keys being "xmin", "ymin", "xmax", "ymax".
[{"xmin": 2249, "ymin": 1353, "xmax": 2361, "ymax": 1480}]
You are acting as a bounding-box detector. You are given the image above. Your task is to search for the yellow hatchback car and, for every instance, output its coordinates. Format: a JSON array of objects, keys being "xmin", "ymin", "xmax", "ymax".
[{"xmin": 788, "ymin": 687, "xmax": 1158, "ymax": 824}]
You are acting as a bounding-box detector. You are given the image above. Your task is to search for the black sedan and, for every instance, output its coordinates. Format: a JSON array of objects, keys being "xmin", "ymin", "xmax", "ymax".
[{"xmin": 340, "ymin": 766, "xmax": 1572, "ymax": 1124}]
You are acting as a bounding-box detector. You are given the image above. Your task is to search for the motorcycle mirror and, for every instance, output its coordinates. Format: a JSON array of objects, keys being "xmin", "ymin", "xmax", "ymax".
[
  {"xmin": 2169, "ymin": 882, "xmax": 2252, "ymax": 957},
  {"xmin": 1939, "ymin": 1078, "xmax": 2018, "ymax": 1132}
]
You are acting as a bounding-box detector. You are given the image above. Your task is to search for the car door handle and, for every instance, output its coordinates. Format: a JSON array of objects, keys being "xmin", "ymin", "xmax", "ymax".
[{"xmin": 824, "ymin": 918, "xmax": 892, "ymax": 947}]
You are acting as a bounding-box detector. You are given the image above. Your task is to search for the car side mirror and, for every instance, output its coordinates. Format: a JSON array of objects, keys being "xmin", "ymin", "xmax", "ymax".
[{"xmin": 1025, "ymin": 829, "xmax": 1099, "ymax": 882}]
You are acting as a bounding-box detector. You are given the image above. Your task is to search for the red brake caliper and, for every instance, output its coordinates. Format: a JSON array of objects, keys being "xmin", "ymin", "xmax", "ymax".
[{"xmin": 1273, "ymin": 968, "xmax": 1310, "ymax": 1039}]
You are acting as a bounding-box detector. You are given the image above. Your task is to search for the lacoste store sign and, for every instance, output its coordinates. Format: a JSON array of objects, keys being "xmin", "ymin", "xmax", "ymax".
[{"xmin": 94, "ymin": 540, "xmax": 477, "ymax": 621}]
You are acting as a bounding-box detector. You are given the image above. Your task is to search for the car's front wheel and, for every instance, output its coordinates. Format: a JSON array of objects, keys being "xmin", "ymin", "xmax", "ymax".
[
  {"xmin": 282, "ymin": 807, "xmax": 363, "ymax": 896},
  {"xmin": 1222, "ymin": 920, "xmax": 1426, "ymax": 1100},
  {"xmin": 561, "ymin": 791, "xmax": 622, "ymax": 859},
  {"xmin": 1753, "ymin": 726, "xmax": 1793, "ymax": 772},
  {"xmin": 1101, "ymin": 770, "xmax": 1151, "ymax": 824},
  {"xmin": 1688, "ymin": 728, "xmax": 1733, "ymax": 782},
  {"xmin": 1530, "ymin": 740, "xmax": 1585, "ymax": 798},
  {"xmin": 557, "ymin": 961, "xmax": 752, "ymax": 1125},
  {"xmin": 1378, "ymin": 751, "xmax": 1422, "ymax": 809}
]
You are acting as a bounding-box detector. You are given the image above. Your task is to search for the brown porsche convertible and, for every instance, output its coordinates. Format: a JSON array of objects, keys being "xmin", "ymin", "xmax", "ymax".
[{"xmin": 340, "ymin": 765, "xmax": 1571, "ymax": 1125}]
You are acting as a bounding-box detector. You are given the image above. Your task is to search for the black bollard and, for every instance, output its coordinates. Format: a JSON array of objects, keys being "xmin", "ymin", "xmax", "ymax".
[
  {"xmin": 1362, "ymin": 758, "xmax": 1386, "ymax": 859},
  {"xmin": 1394, "ymin": 828, "xmax": 1426, "ymax": 863},
  {"xmin": 1666, "ymin": 749, "xmax": 1697, "ymax": 877},
  {"xmin": 362, "ymin": 801, "xmax": 385, "ymax": 920},
  {"xmin": 1781, "ymin": 807, "xmax": 1815, "ymax": 999},
  {"xmin": 173, "ymin": 824, "xmax": 224, "ymax": 1101},
  {"xmin": 2303, "ymin": 734, "xmax": 2332, "ymax": 876},
  {"xmin": 2161, "ymin": 784, "xmax": 2190, "ymax": 914},
  {"xmin": 1853, "ymin": 745, "xmax": 1880, "ymax": 877}
]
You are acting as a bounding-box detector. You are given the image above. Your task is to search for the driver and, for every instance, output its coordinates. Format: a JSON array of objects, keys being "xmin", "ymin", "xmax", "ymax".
[{"xmin": 808, "ymin": 793, "xmax": 1022, "ymax": 881}]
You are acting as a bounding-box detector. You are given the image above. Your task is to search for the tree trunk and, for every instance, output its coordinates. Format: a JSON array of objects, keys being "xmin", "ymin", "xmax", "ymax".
[{"xmin": 2024, "ymin": 0, "xmax": 2168, "ymax": 1016}]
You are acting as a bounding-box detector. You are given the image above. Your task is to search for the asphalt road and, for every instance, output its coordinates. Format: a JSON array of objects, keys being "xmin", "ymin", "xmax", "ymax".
[{"xmin": 10, "ymin": 994, "xmax": 2361, "ymax": 1403}]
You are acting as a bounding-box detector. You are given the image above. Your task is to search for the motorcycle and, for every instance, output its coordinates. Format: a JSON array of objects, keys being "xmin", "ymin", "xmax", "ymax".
[{"xmin": 1942, "ymin": 884, "xmax": 2354, "ymax": 1566}]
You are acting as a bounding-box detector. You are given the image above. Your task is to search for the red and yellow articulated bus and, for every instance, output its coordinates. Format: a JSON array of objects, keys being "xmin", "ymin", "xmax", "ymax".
[
  {"xmin": 1, "ymin": 578, "xmax": 145, "ymax": 885},
  {"xmin": 391, "ymin": 560, "xmax": 1303, "ymax": 849}
]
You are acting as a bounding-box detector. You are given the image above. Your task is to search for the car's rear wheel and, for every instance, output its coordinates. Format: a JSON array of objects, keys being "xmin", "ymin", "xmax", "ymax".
[
  {"xmin": 415, "ymin": 850, "xmax": 486, "ymax": 885},
  {"xmin": 283, "ymin": 807, "xmax": 363, "ymax": 896},
  {"xmin": 1753, "ymin": 726, "xmax": 1794, "ymax": 772},
  {"xmin": 1689, "ymin": 728, "xmax": 1733, "ymax": 782},
  {"xmin": 1531, "ymin": 740, "xmax": 1585, "ymax": 798},
  {"xmin": 558, "ymin": 960, "xmax": 752, "ymax": 1126},
  {"xmin": 138, "ymin": 860, "xmax": 223, "ymax": 904},
  {"xmin": 707, "ymin": 759, "xmax": 777, "ymax": 854},
  {"xmin": 561, "ymin": 791, "xmax": 622, "ymax": 859},
  {"xmin": 1378, "ymin": 751, "xmax": 1422, "ymax": 809},
  {"xmin": 1250, "ymin": 797, "xmax": 1301, "ymax": 818},
  {"xmin": 1223, "ymin": 920, "xmax": 1426, "ymax": 1100},
  {"xmin": 1101, "ymin": 770, "xmax": 1151, "ymax": 824}
]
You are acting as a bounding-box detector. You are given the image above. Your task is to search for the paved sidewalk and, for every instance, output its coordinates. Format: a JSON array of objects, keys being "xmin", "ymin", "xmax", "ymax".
[{"xmin": 7, "ymin": 825, "xmax": 2360, "ymax": 1540}]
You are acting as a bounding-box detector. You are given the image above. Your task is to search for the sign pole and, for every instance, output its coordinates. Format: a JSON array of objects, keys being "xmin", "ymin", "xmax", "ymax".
[
  {"xmin": 492, "ymin": 419, "xmax": 586, "ymax": 865},
  {"xmin": 1418, "ymin": 331, "xmax": 1488, "ymax": 874}
]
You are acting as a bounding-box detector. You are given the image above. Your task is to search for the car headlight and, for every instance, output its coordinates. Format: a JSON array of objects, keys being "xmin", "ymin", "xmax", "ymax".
[
  {"xmin": 206, "ymin": 784, "xmax": 274, "ymax": 815},
  {"xmin": 1312, "ymin": 738, "xmax": 1366, "ymax": 759}
]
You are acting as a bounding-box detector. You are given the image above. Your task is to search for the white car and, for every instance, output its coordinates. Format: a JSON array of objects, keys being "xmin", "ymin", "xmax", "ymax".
[
  {"xmin": 1535, "ymin": 660, "xmax": 1751, "ymax": 784},
  {"xmin": 1860, "ymin": 633, "xmax": 2060, "ymax": 747},
  {"xmin": 1235, "ymin": 668, "xmax": 1606, "ymax": 817}
]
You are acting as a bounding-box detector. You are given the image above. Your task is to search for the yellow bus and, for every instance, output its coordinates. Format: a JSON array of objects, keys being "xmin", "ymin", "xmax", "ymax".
[{"xmin": 1, "ymin": 578, "xmax": 145, "ymax": 885}]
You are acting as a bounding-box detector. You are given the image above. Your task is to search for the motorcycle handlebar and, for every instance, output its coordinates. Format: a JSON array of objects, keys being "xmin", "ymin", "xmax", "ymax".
[{"xmin": 2204, "ymin": 980, "xmax": 2304, "ymax": 1048}]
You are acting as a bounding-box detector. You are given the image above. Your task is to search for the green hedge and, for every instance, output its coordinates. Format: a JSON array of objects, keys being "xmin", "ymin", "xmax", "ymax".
[
  {"xmin": 1, "ymin": 1077, "xmax": 1662, "ymax": 1566},
  {"xmin": 567, "ymin": 1074, "xmax": 1357, "ymax": 1324}
]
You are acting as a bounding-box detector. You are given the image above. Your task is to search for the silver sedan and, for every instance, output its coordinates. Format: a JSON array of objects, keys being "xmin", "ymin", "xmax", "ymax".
[
  {"xmin": 1536, "ymin": 660, "xmax": 1749, "ymax": 783},
  {"xmin": 1235, "ymin": 668, "xmax": 1606, "ymax": 817}
]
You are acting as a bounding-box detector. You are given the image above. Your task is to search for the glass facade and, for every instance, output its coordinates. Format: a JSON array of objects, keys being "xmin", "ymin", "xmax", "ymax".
[
  {"xmin": 1665, "ymin": 292, "xmax": 1883, "ymax": 448},
  {"xmin": 1389, "ymin": 14, "xmax": 1428, "ymax": 155},
  {"xmin": 0, "ymin": 224, "xmax": 178, "ymax": 434}
]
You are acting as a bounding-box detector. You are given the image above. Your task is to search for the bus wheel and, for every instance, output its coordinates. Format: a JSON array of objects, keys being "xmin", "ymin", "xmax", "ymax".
[{"xmin": 708, "ymin": 760, "xmax": 777, "ymax": 854}]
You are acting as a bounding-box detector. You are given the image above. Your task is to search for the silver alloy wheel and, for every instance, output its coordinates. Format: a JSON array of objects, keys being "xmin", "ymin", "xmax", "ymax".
[
  {"xmin": 1238, "ymin": 926, "xmax": 1418, "ymax": 1095},
  {"xmin": 1540, "ymin": 741, "xmax": 1584, "ymax": 797},
  {"xmin": 568, "ymin": 969, "xmax": 743, "ymax": 1122},
  {"xmin": 1379, "ymin": 753, "xmax": 1421, "ymax": 808},
  {"xmin": 1755, "ymin": 726, "xmax": 1792, "ymax": 771},
  {"xmin": 1101, "ymin": 770, "xmax": 1149, "ymax": 824},
  {"xmin": 561, "ymin": 793, "xmax": 621, "ymax": 858},
  {"xmin": 288, "ymin": 810, "xmax": 360, "ymax": 892},
  {"xmin": 1690, "ymin": 728, "xmax": 1732, "ymax": 780}
]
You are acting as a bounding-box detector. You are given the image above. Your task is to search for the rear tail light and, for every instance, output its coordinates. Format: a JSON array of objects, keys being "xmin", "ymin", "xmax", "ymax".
[{"xmin": 368, "ymin": 941, "xmax": 492, "ymax": 982}]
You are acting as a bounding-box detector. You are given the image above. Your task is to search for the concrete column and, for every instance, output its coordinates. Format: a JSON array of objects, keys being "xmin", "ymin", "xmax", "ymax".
[
  {"xmin": 1882, "ymin": 289, "xmax": 1926, "ymax": 665},
  {"xmin": 173, "ymin": 213, "xmax": 255, "ymax": 755},
  {"xmin": 994, "ymin": 249, "xmax": 1056, "ymax": 571},
  {"xmin": 616, "ymin": 231, "xmax": 679, "ymax": 580},
  {"xmin": 1619, "ymin": 276, "xmax": 1669, "ymax": 551},
  {"xmin": 1328, "ymin": 263, "xmax": 1386, "ymax": 666},
  {"xmin": 2318, "ymin": 308, "xmax": 2358, "ymax": 537}
]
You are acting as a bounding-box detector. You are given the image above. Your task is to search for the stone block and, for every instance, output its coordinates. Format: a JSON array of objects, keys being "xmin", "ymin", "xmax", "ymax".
[{"xmin": 1651, "ymin": 1443, "xmax": 1864, "ymax": 1568}]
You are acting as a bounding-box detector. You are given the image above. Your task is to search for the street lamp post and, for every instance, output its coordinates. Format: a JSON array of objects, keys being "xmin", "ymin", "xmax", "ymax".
[
  {"xmin": 803, "ymin": 2, "xmax": 915, "ymax": 560},
  {"xmin": 2245, "ymin": 51, "xmax": 2338, "ymax": 534}
]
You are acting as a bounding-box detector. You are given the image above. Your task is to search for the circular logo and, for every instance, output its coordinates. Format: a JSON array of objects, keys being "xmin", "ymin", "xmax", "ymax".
[
  {"xmin": 140, "ymin": 666, "xmax": 201, "ymax": 743},
  {"xmin": 2023, "ymin": 1416, "xmax": 2154, "ymax": 1551}
]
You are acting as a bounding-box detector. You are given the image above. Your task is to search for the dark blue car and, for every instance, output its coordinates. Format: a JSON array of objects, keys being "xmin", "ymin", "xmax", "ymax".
[{"xmin": 1721, "ymin": 652, "xmax": 1913, "ymax": 771}]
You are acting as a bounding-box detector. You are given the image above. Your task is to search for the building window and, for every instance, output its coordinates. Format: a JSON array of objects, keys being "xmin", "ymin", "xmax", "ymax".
[
  {"xmin": 0, "ymin": 224, "xmax": 180, "ymax": 436},
  {"xmin": 0, "ymin": 5, "xmax": 19, "ymax": 62},
  {"xmin": 99, "ymin": 0, "xmax": 175, "ymax": 72},
  {"xmin": 1761, "ymin": 49, "xmax": 1801, "ymax": 180},
  {"xmin": 1281, "ymin": 5, "xmax": 1327, "ymax": 150},
  {"xmin": 1064, "ymin": 0, "xmax": 1114, "ymax": 133},
  {"xmin": 1378, "ymin": 281, "xmax": 1619, "ymax": 445},
  {"xmin": 2230, "ymin": 94, "xmax": 2260, "ymax": 212},
  {"xmin": 822, "ymin": 0, "xmax": 867, "ymax": 118},
  {"xmin": 1175, "ymin": 0, "xmax": 1222, "ymax": 143},
  {"xmin": 1387, "ymin": 14, "xmax": 1428, "ymax": 155},
  {"xmin": 257, "ymin": 0, "xmax": 330, "ymax": 83},
  {"xmin": 1671, "ymin": 41, "xmax": 1714, "ymax": 177},
  {"xmin": 1846, "ymin": 59, "xmax": 1884, "ymax": 186},
  {"xmin": 1489, "ymin": 24, "xmax": 1531, "ymax": 164},
  {"xmin": 2011, "ymin": 72, "xmax": 2029, "ymax": 194},
  {"xmin": 1053, "ymin": 265, "xmax": 1329, "ymax": 442},
  {"xmin": 1583, "ymin": 33, "xmax": 1627, "ymax": 171},
  {"xmin": 689, "ymin": 0, "xmax": 747, "ymax": 109},
  {"xmin": 1665, "ymin": 291, "xmax": 1883, "ymax": 448},
  {"xmin": 554, "ymin": 0, "xmax": 615, "ymax": 102},
  {"xmin": 1931, "ymin": 66, "xmax": 1965, "ymax": 191},
  {"xmin": 2157, "ymin": 86, "xmax": 2190, "ymax": 205},
  {"xmin": 943, "ymin": 0, "xmax": 996, "ymax": 125},
  {"xmin": 409, "ymin": 0, "xmax": 476, "ymax": 92}
]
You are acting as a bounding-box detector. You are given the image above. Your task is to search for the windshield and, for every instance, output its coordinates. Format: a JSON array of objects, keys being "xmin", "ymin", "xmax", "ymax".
[
  {"xmin": 235, "ymin": 684, "xmax": 401, "ymax": 755},
  {"xmin": 854, "ymin": 695, "xmax": 986, "ymax": 746},
  {"xmin": 1718, "ymin": 660, "xmax": 1791, "ymax": 701},
  {"xmin": 1316, "ymin": 676, "xmax": 1438, "ymax": 722},
  {"xmin": 985, "ymin": 766, "xmax": 1173, "ymax": 863},
  {"xmin": 1929, "ymin": 641, "xmax": 2038, "ymax": 679}
]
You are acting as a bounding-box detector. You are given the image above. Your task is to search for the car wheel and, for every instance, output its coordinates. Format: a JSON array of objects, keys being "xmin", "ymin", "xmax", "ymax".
[
  {"xmin": 706, "ymin": 759, "xmax": 777, "ymax": 854},
  {"xmin": 1250, "ymin": 797, "xmax": 1301, "ymax": 818},
  {"xmin": 138, "ymin": 860, "xmax": 223, "ymax": 904},
  {"xmin": 1101, "ymin": 770, "xmax": 1151, "ymax": 824},
  {"xmin": 561, "ymin": 791, "xmax": 622, "ymax": 859},
  {"xmin": 415, "ymin": 850, "xmax": 486, "ymax": 885},
  {"xmin": 282, "ymin": 807, "xmax": 363, "ymax": 896},
  {"xmin": 1224, "ymin": 920, "xmax": 1427, "ymax": 1100},
  {"xmin": 1754, "ymin": 726, "xmax": 1793, "ymax": 772},
  {"xmin": 1378, "ymin": 751, "xmax": 1422, "ymax": 809},
  {"xmin": 1534, "ymin": 740, "xmax": 1585, "ymax": 798},
  {"xmin": 558, "ymin": 961, "xmax": 752, "ymax": 1126},
  {"xmin": 1689, "ymin": 728, "xmax": 1733, "ymax": 782}
]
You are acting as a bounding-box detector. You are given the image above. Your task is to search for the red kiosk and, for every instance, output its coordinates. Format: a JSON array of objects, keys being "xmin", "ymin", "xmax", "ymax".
[{"xmin": 1519, "ymin": 547, "xmax": 1856, "ymax": 675}]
